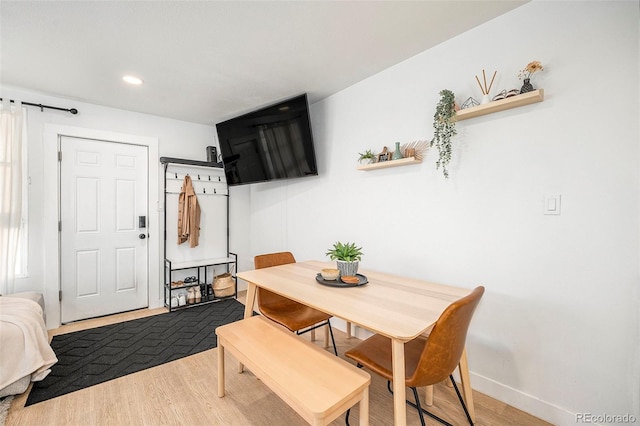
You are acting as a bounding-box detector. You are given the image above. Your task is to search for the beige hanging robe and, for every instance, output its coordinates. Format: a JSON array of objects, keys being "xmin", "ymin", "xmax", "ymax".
[{"xmin": 177, "ymin": 175, "xmax": 201, "ymax": 248}]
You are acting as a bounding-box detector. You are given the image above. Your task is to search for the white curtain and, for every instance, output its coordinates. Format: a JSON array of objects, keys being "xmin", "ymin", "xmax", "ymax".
[{"xmin": 0, "ymin": 99, "xmax": 25, "ymax": 295}]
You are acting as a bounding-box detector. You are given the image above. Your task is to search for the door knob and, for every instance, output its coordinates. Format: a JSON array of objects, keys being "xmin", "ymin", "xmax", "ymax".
[{"xmin": 139, "ymin": 233, "xmax": 146, "ymax": 239}]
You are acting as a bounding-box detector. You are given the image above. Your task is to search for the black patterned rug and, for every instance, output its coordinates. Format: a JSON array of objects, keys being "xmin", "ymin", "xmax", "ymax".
[{"xmin": 25, "ymin": 298, "xmax": 244, "ymax": 406}]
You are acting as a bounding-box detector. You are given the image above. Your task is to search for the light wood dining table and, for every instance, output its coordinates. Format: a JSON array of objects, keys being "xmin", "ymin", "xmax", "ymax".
[{"xmin": 237, "ymin": 260, "xmax": 476, "ymax": 426}]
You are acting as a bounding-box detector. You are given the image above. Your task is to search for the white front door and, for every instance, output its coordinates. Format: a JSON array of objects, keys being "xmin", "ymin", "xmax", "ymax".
[{"xmin": 60, "ymin": 136, "xmax": 148, "ymax": 323}]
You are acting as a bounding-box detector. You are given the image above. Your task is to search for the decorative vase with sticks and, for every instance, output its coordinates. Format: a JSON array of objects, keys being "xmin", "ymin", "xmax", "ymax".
[{"xmin": 475, "ymin": 69, "xmax": 496, "ymax": 104}]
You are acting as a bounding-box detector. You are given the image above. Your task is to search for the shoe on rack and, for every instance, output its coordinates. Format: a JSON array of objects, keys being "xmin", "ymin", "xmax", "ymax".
[
  {"xmin": 187, "ymin": 288, "xmax": 195, "ymax": 304},
  {"xmin": 202, "ymin": 284, "xmax": 209, "ymax": 301}
]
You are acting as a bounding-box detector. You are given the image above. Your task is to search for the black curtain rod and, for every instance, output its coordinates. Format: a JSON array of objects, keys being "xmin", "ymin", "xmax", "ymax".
[{"xmin": 0, "ymin": 98, "xmax": 78, "ymax": 115}]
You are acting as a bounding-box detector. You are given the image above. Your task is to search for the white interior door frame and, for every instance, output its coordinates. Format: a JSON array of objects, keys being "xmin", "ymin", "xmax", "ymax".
[{"xmin": 44, "ymin": 124, "xmax": 160, "ymax": 329}]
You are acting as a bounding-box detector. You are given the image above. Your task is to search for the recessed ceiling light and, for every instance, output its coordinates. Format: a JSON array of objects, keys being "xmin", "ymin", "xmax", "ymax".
[{"xmin": 123, "ymin": 75, "xmax": 143, "ymax": 85}]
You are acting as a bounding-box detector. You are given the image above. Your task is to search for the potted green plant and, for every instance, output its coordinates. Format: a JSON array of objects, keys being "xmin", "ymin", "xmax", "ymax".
[
  {"xmin": 430, "ymin": 89, "xmax": 457, "ymax": 178},
  {"xmin": 326, "ymin": 241, "xmax": 363, "ymax": 277},
  {"xmin": 358, "ymin": 149, "xmax": 376, "ymax": 164}
]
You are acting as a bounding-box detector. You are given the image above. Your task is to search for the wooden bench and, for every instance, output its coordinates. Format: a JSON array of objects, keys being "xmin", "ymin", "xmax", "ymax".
[{"xmin": 216, "ymin": 315, "xmax": 371, "ymax": 425}]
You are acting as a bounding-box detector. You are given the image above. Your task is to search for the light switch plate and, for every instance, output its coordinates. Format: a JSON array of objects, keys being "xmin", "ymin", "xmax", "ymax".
[{"xmin": 544, "ymin": 194, "xmax": 561, "ymax": 215}]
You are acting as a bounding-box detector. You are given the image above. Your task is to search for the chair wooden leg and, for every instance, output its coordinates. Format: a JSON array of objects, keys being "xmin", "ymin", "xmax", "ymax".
[
  {"xmin": 458, "ymin": 348, "xmax": 476, "ymax": 423},
  {"xmin": 310, "ymin": 328, "xmax": 316, "ymax": 341},
  {"xmin": 424, "ymin": 385, "xmax": 434, "ymax": 406},
  {"xmin": 415, "ymin": 386, "xmax": 433, "ymax": 406},
  {"xmin": 347, "ymin": 321, "xmax": 352, "ymax": 338}
]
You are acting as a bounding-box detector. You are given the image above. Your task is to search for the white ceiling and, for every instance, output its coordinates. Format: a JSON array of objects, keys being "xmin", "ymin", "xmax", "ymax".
[{"xmin": 1, "ymin": 1, "xmax": 527, "ymax": 125}]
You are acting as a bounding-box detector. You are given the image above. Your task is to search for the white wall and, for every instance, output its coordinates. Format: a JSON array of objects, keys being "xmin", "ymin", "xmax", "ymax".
[
  {"xmin": 3, "ymin": 86, "xmax": 217, "ymax": 324},
  {"xmin": 231, "ymin": 1, "xmax": 640, "ymax": 424}
]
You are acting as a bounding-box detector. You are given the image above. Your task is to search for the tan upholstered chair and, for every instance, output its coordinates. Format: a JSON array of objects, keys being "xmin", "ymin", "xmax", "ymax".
[
  {"xmin": 254, "ymin": 252, "xmax": 338, "ymax": 355},
  {"xmin": 344, "ymin": 286, "xmax": 484, "ymax": 425}
]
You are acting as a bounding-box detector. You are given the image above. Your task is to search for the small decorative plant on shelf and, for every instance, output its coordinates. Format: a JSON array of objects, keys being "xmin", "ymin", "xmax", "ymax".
[
  {"xmin": 358, "ymin": 149, "xmax": 376, "ymax": 164},
  {"xmin": 326, "ymin": 241, "xmax": 363, "ymax": 277},
  {"xmin": 430, "ymin": 89, "xmax": 457, "ymax": 178},
  {"xmin": 518, "ymin": 60, "xmax": 544, "ymax": 94}
]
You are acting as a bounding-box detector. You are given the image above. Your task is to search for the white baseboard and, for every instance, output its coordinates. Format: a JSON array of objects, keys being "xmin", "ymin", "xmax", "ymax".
[{"xmin": 469, "ymin": 372, "xmax": 577, "ymax": 426}]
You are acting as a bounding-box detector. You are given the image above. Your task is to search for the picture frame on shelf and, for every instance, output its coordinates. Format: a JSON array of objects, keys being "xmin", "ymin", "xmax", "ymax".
[{"xmin": 377, "ymin": 146, "xmax": 391, "ymax": 162}]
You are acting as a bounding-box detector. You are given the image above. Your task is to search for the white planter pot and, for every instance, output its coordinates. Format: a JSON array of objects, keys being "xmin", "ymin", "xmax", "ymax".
[{"xmin": 336, "ymin": 260, "xmax": 359, "ymax": 277}]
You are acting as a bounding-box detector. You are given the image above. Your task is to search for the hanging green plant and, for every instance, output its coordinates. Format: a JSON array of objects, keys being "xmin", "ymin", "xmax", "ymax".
[{"xmin": 430, "ymin": 89, "xmax": 457, "ymax": 178}]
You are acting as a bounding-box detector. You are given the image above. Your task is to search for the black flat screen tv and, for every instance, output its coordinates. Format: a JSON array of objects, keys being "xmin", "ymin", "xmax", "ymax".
[{"xmin": 216, "ymin": 94, "xmax": 318, "ymax": 186}]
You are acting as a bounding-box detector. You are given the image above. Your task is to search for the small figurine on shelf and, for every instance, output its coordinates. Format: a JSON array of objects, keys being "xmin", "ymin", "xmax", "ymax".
[
  {"xmin": 518, "ymin": 60, "xmax": 544, "ymax": 94},
  {"xmin": 377, "ymin": 146, "xmax": 391, "ymax": 162},
  {"xmin": 461, "ymin": 97, "xmax": 480, "ymax": 109}
]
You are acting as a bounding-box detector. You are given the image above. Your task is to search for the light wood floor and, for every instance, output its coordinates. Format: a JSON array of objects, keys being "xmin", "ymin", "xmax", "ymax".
[{"xmin": 7, "ymin": 293, "xmax": 552, "ymax": 426}]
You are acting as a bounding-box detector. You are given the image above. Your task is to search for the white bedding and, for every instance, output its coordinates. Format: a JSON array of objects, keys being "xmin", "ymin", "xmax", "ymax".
[{"xmin": 0, "ymin": 297, "xmax": 57, "ymax": 392}]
